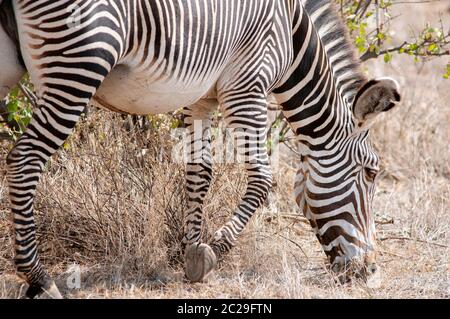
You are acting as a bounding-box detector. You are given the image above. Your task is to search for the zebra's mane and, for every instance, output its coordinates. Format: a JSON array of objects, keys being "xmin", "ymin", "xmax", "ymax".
[{"xmin": 303, "ymin": 0, "xmax": 367, "ymax": 104}]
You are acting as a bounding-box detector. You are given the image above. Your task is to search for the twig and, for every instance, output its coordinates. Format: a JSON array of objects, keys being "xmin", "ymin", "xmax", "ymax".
[
  {"xmin": 360, "ymin": 42, "xmax": 408, "ymax": 61},
  {"xmin": 376, "ymin": 218, "xmax": 395, "ymax": 225},
  {"xmin": 378, "ymin": 249, "xmax": 409, "ymax": 259},
  {"xmin": 379, "ymin": 236, "xmax": 449, "ymax": 248},
  {"xmin": 391, "ymin": 0, "xmax": 443, "ymax": 4},
  {"xmin": 356, "ymin": 0, "xmax": 372, "ymax": 19},
  {"xmin": 283, "ymin": 140, "xmax": 302, "ymax": 157},
  {"xmin": 19, "ymin": 82, "xmax": 38, "ymax": 108},
  {"xmin": 361, "ymin": 44, "xmax": 450, "ymax": 62},
  {"xmin": 0, "ymin": 132, "xmax": 13, "ymax": 141},
  {"xmin": 277, "ymin": 233, "xmax": 310, "ymax": 260},
  {"xmin": 265, "ymin": 214, "xmax": 310, "ymax": 225}
]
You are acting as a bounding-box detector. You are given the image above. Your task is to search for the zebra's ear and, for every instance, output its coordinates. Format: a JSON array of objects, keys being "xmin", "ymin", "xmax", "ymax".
[{"xmin": 353, "ymin": 77, "xmax": 401, "ymax": 122}]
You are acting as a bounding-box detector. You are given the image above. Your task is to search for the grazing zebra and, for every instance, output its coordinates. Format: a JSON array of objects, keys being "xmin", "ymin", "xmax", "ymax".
[{"xmin": 0, "ymin": 0, "xmax": 400, "ymax": 298}]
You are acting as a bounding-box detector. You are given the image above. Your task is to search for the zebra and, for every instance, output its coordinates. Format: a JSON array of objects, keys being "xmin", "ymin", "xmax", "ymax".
[{"xmin": 0, "ymin": 0, "xmax": 401, "ymax": 298}]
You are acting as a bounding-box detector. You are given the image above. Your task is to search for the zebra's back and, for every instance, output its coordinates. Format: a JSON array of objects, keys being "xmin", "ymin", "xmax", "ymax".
[{"xmin": 15, "ymin": 0, "xmax": 293, "ymax": 115}]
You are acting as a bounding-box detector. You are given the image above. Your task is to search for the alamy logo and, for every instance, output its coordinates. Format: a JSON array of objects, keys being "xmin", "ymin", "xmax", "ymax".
[{"xmin": 67, "ymin": 4, "xmax": 82, "ymax": 29}]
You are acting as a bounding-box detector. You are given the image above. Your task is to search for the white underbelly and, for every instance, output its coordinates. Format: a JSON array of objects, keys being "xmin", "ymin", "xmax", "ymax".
[
  {"xmin": 94, "ymin": 65, "xmax": 216, "ymax": 115},
  {"xmin": 0, "ymin": 25, "xmax": 25, "ymax": 100}
]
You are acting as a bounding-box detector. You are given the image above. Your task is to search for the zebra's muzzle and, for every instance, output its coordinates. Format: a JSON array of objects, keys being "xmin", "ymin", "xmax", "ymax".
[{"xmin": 331, "ymin": 255, "xmax": 381, "ymax": 288}]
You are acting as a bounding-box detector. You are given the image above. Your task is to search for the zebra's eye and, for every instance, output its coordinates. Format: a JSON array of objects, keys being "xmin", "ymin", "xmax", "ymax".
[{"xmin": 364, "ymin": 167, "xmax": 379, "ymax": 180}]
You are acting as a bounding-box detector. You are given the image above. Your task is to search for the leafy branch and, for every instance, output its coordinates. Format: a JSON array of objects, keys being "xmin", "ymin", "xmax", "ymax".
[
  {"xmin": 0, "ymin": 75, "xmax": 35, "ymax": 139},
  {"xmin": 338, "ymin": 0, "xmax": 450, "ymax": 77}
]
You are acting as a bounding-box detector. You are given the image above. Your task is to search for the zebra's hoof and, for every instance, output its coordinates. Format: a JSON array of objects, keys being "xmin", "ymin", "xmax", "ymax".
[
  {"xmin": 185, "ymin": 243, "xmax": 217, "ymax": 283},
  {"xmin": 25, "ymin": 279, "xmax": 63, "ymax": 299}
]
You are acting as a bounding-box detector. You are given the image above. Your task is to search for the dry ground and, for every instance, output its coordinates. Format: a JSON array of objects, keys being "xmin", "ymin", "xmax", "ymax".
[{"xmin": 0, "ymin": 2, "xmax": 449, "ymax": 299}]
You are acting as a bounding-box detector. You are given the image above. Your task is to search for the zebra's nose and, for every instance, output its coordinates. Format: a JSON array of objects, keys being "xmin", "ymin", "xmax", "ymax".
[
  {"xmin": 365, "ymin": 262, "xmax": 382, "ymax": 289},
  {"xmin": 367, "ymin": 263, "xmax": 378, "ymax": 275},
  {"xmin": 331, "ymin": 262, "xmax": 342, "ymax": 273}
]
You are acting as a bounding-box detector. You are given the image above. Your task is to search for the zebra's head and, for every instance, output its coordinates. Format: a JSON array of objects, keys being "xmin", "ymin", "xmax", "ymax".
[{"xmin": 294, "ymin": 77, "xmax": 401, "ymax": 281}]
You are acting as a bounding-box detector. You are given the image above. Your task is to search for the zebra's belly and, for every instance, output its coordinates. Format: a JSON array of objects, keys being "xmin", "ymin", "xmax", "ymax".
[{"xmin": 94, "ymin": 65, "xmax": 216, "ymax": 115}]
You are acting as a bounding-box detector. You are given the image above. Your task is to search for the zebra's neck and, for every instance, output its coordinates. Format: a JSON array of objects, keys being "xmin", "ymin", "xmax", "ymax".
[{"xmin": 275, "ymin": 0, "xmax": 367, "ymax": 153}]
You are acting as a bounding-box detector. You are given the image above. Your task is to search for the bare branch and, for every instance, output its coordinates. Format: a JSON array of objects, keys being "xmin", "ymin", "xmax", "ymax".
[
  {"xmin": 391, "ymin": 0, "xmax": 443, "ymax": 4},
  {"xmin": 360, "ymin": 42, "xmax": 450, "ymax": 62},
  {"xmin": 380, "ymin": 236, "xmax": 449, "ymax": 248},
  {"xmin": 19, "ymin": 82, "xmax": 38, "ymax": 108},
  {"xmin": 356, "ymin": 0, "xmax": 372, "ymax": 19},
  {"xmin": 0, "ymin": 131, "xmax": 14, "ymax": 141},
  {"xmin": 360, "ymin": 42, "xmax": 408, "ymax": 61}
]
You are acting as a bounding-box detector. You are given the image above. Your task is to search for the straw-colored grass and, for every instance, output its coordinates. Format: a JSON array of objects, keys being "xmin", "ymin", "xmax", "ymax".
[{"xmin": 0, "ymin": 1, "xmax": 448, "ymax": 299}]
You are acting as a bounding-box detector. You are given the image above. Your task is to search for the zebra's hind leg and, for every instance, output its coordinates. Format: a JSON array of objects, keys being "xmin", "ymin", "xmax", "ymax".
[
  {"xmin": 181, "ymin": 100, "xmax": 218, "ymax": 282},
  {"xmin": 6, "ymin": 65, "xmax": 114, "ymax": 298},
  {"xmin": 6, "ymin": 103, "xmax": 86, "ymax": 298}
]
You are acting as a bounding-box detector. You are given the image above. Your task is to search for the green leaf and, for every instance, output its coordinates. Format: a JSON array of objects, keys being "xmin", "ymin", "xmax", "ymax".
[
  {"xmin": 384, "ymin": 53, "xmax": 393, "ymax": 63},
  {"xmin": 427, "ymin": 43, "xmax": 439, "ymax": 54},
  {"xmin": 63, "ymin": 142, "xmax": 70, "ymax": 150},
  {"xmin": 170, "ymin": 119, "xmax": 183, "ymax": 129},
  {"xmin": 408, "ymin": 43, "xmax": 418, "ymax": 51},
  {"xmin": 444, "ymin": 63, "xmax": 450, "ymax": 80},
  {"xmin": 7, "ymin": 100, "xmax": 19, "ymax": 113},
  {"xmin": 7, "ymin": 113, "xmax": 14, "ymax": 123},
  {"xmin": 377, "ymin": 32, "xmax": 386, "ymax": 41}
]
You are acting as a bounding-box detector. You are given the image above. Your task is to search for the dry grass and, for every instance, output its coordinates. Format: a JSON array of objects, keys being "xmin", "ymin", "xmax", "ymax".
[{"xmin": 0, "ymin": 2, "xmax": 449, "ymax": 299}]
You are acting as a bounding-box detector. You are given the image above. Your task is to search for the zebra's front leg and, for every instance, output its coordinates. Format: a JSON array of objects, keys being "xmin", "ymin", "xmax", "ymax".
[
  {"xmin": 185, "ymin": 92, "xmax": 272, "ymax": 282},
  {"xmin": 182, "ymin": 101, "xmax": 218, "ymax": 282},
  {"xmin": 210, "ymin": 131, "xmax": 272, "ymax": 257},
  {"xmin": 212, "ymin": 94, "xmax": 272, "ymax": 258}
]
